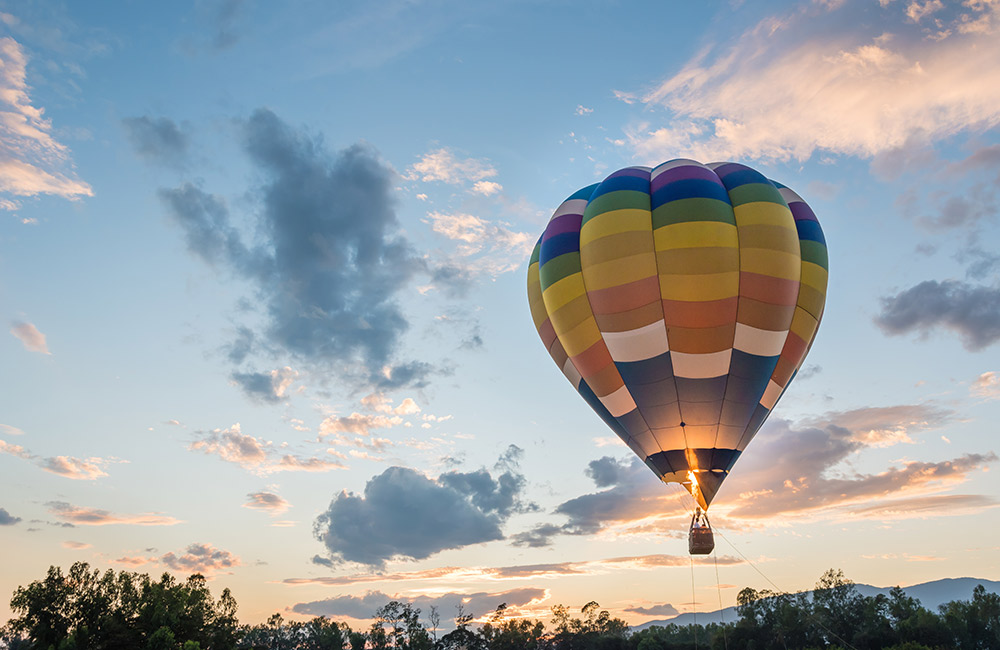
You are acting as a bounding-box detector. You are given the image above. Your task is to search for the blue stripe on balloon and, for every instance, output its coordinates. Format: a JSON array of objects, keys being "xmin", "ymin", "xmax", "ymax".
[
  {"xmin": 590, "ymin": 174, "xmax": 649, "ymax": 198},
  {"xmin": 539, "ymin": 231, "xmax": 580, "ymax": 265},
  {"xmin": 652, "ymin": 178, "xmax": 731, "ymax": 207},
  {"xmin": 796, "ymin": 219, "xmax": 826, "ymax": 244}
]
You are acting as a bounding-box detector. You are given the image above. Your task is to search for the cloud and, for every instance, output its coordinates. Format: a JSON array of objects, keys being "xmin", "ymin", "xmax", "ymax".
[
  {"xmin": 802, "ymin": 404, "xmax": 953, "ymax": 447},
  {"xmin": 230, "ymin": 366, "xmax": 299, "ymax": 403},
  {"xmin": 0, "ymin": 439, "xmax": 31, "ymax": 459},
  {"xmin": 0, "ymin": 37, "xmax": 92, "ymax": 206},
  {"xmin": 628, "ymin": 2, "xmax": 1000, "ymax": 162},
  {"xmin": 286, "ymin": 553, "xmax": 742, "ymax": 588},
  {"xmin": 0, "ymin": 424, "xmax": 25, "ymax": 436},
  {"xmin": 512, "ymin": 456, "xmax": 679, "ymax": 548},
  {"xmin": 204, "ymin": 0, "xmax": 247, "ymax": 50},
  {"xmin": 314, "ymin": 447, "xmax": 533, "ymax": 567},
  {"xmin": 190, "ymin": 423, "xmax": 345, "ymax": 474},
  {"xmin": 243, "ymin": 491, "xmax": 290, "ymax": 514},
  {"xmin": 320, "ymin": 412, "xmax": 404, "ymax": 437},
  {"xmin": 10, "ymin": 321, "xmax": 50, "ymax": 354},
  {"xmin": 47, "ymin": 502, "xmax": 181, "ymax": 526},
  {"xmin": 624, "ymin": 603, "xmax": 679, "ymax": 617},
  {"xmin": 0, "ymin": 507, "xmax": 21, "ymax": 526},
  {"xmin": 161, "ymin": 108, "xmax": 431, "ymax": 388},
  {"xmin": 971, "ymin": 371, "xmax": 1000, "ymax": 399},
  {"xmin": 121, "ymin": 115, "xmax": 190, "ymax": 167},
  {"xmin": 849, "ymin": 494, "xmax": 999, "ymax": 519},
  {"xmin": 406, "ymin": 148, "xmax": 497, "ymax": 184},
  {"xmin": 515, "ymin": 403, "xmax": 992, "ymax": 539},
  {"xmin": 471, "ymin": 180, "xmax": 502, "ymax": 196},
  {"xmin": 62, "ymin": 541, "xmax": 91, "ymax": 549},
  {"xmin": 0, "ymin": 439, "xmax": 117, "ymax": 480},
  {"xmin": 161, "ymin": 543, "xmax": 241, "ymax": 574},
  {"xmin": 718, "ymin": 415, "xmax": 998, "ymax": 519},
  {"xmin": 292, "ymin": 588, "xmax": 548, "ymax": 623},
  {"xmin": 874, "ymin": 279, "xmax": 1000, "ymax": 350},
  {"xmin": 422, "ymin": 211, "xmax": 532, "ymax": 287},
  {"xmin": 38, "ymin": 456, "xmax": 110, "ymax": 480}
]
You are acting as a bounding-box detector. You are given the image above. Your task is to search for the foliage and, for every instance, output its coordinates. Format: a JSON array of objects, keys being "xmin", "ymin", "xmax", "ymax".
[{"xmin": 3, "ymin": 564, "xmax": 998, "ymax": 650}]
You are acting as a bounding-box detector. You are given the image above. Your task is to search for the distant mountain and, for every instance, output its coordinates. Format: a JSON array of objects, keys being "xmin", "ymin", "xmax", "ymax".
[{"xmin": 632, "ymin": 577, "xmax": 1000, "ymax": 630}]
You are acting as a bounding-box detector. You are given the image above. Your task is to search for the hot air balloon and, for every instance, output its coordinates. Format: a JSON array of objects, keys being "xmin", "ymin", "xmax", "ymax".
[{"xmin": 527, "ymin": 160, "xmax": 827, "ymax": 554}]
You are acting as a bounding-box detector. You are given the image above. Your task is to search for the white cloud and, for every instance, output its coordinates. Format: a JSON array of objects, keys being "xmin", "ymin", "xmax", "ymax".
[
  {"xmin": 190, "ymin": 423, "xmax": 345, "ymax": 474},
  {"xmin": 10, "ymin": 320, "xmax": 50, "ymax": 354},
  {"xmin": 471, "ymin": 180, "xmax": 502, "ymax": 196},
  {"xmin": 0, "ymin": 424, "xmax": 25, "ymax": 436},
  {"xmin": 628, "ymin": 2, "xmax": 1000, "ymax": 162},
  {"xmin": 424, "ymin": 211, "xmax": 532, "ymax": 277},
  {"xmin": 0, "ymin": 37, "xmax": 92, "ymax": 202},
  {"xmin": 243, "ymin": 491, "xmax": 291, "ymax": 514},
  {"xmin": 576, "ymin": 105, "xmax": 594, "ymax": 115},
  {"xmin": 48, "ymin": 501, "xmax": 182, "ymax": 526},
  {"xmin": 971, "ymin": 371, "xmax": 1000, "ymax": 399},
  {"xmin": 406, "ymin": 148, "xmax": 497, "ymax": 184}
]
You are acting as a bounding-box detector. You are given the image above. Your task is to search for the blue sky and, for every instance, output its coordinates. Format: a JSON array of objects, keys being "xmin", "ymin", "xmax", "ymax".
[{"xmin": 2, "ymin": 0, "xmax": 999, "ymax": 627}]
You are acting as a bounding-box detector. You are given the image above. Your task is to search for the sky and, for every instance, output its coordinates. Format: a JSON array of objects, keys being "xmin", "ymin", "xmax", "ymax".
[{"xmin": 2, "ymin": 0, "xmax": 1000, "ymax": 630}]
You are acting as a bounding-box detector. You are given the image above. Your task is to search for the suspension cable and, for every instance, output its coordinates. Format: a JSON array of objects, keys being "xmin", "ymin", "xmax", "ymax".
[
  {"xmin": 689, "ymin": 554, "xmax": 699, "ymax": 649},
  {"xmin": 713, "ymin": 548, "xmax": 729, "ymax": 650},
  {"xmin": 714, "ymin": 529, "xmax": 861, "ymax": 650}
]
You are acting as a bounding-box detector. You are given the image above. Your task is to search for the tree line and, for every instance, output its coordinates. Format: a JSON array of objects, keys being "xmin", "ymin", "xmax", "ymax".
[{"xmin": 1, "ymin": 562, "xmax": 997, "ymax": 649}]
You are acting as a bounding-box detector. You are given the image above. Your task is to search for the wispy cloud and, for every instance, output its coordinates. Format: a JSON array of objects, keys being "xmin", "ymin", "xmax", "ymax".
[
  {"xmin": 47, "ymin": 501, "xmax": 182, "ymax": 526},
  {"xmin": 0, "ymin": 438, "xmax": 117, "ymax": 480},
  {"xmin": 406, "ymin": 148, "xmax": 498, "ymax": 185},
  {"xmin": 121, "ymin": 115, "xmax": 190, "ymax": 168},
  {"xmin": 190, "ymin": 423, "xmax": 346, "ymax": 475},
  {"xmin": 291, "ymin": 587, "xmax": 547, "ymax": 622},
  {"xmin": 0, "ymin": 37, "xmax": 92, "ymax": 207},
  {"xmin": 971, "ymin": 371, "xmax": 1000, "ymax": 399},
  {"xmin": 243, "ymin": 491, "xmax": 290, "ymax": 514},
  {"xmin": 62, "ymin": 540, "xmax": 91, "ymax": 549},
  {"xmin": 0, "ymin": 424, "xmax": 26, "ymax": 436},
  {"xmin": 287, "ymin": 553, "xmax": 741, "ymax": 587},
  {"xmin": 627, "ymin": 2, "xmax": 1000, "ymax": 162},
  {"xmin": 10, "ymin": 321, "xmax": 50, "ymax": 354}
]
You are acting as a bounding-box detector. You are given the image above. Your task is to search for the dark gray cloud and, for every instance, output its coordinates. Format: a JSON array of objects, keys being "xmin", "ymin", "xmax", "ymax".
[
  {"xmin": 291, "ymin": 587, "xmax": 546, "ymax": 623},
  {"xmin": 206, "ymin": 0, "xmax": 247, "ymax": 49},
  {"xmin": 511, "ymin": 456, "xmax": 670, "ymax": 548},
  {"xmin": 314, "ymin": 447, "xmax": 533, "ymax": 566},
  {"xmin": 122, "ymin": 116, "xmax": 190, "ymax": 167},
  {"xmin": 625, "ymin": 603, "xmax": 679, "ymax": 617},
  {"xmin": 231, "ymin": 371, "xmax": 281, "ymax": 403},
  {"xmin": 0, "ymin": 507, "xmax": 21, "ymax": 526},
  {"xmin": 161, "ymin": 108, "xmax": 436, "ymax": 389},
  {"xmin": 585, "ymin": 456, "xmax": 630, "ymax": 488},
  {"xmin": 960, "ymin": 246, "xmax": 1000, "ymax": 281},
  {"xmin": 230, "ymin": 367, "xmax": 297, "ymax": 403},
  {"xmin": 875, "ymin": 279, "xmax": 1000, "ymax": 351}
]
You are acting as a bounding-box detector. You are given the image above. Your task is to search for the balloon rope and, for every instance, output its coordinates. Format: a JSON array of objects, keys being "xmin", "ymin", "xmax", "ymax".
[
  {"xmin": 714, "ymin": 529, "xmax": 860, "ymax": 650},
  {"xmin": 689, "ymin": 554, "xmax": 699, "ymax": 649},
  {"xmin": 713, "ymin": 547, "xmax": 729, "ymax": 650}
]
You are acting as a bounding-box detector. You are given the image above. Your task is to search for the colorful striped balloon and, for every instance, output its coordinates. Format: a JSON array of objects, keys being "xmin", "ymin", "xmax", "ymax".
[{"xmin": 527, "ymin": 160, "xmax": 828, "ymax": 510}]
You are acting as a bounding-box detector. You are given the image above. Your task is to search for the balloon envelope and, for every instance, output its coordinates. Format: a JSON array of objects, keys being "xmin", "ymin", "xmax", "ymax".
[{"xmin": 527, "ymin": 160, "xmax": 828, "ymax": 510}]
